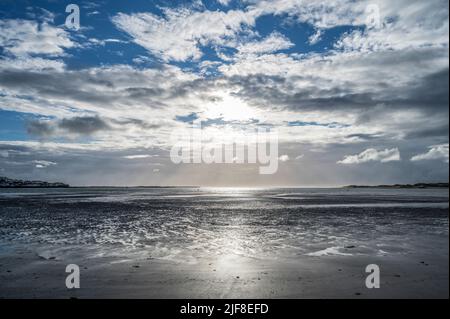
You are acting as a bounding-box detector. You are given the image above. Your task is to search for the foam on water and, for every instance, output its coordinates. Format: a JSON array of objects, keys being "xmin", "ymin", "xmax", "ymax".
[{"xmin": 306, "ymin": 247, "xmax": 353, "ymax": 257}]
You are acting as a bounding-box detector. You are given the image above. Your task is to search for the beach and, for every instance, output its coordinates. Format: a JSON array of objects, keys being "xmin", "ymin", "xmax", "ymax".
[{"xmin": 0, "ymin": 187, "xmax": 448, "ymax": 299}]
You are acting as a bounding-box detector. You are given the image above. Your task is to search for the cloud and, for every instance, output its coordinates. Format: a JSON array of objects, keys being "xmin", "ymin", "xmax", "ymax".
[
  {"xmin": 59, "ymin": 116, "xmax": 111, "ymax": 135},
  {"xmin": 308, "ymin": 30, "xmax": 322, "ymax": 45},
  {"xmin": 237, "ymin": 32, "xmax": 294, "ymax": 56},
  {"xmin": 112, "ymin": 7, "xmax": 256, "ymax": 61},
  {"xmin": 123, "ymin": 155, "xmax": 153, "ymax": 160},
  {"xmin": 0, "ymin": 19, "xmax": 74, "ymax": 57},
  {"xmin": 338, "ymin": 148, "xmax": 401, "ymax": 164},
  {"xmin": 33, "ymin": 160, "xmax": 57, "ymax": 168},
  {"xmin": 27, "ymin": 119, "xmax": 55, "ymax": 137},
  {"xmin": 411, "ymin": 144, "xmax": 449, "ymax": 163},
  {"xmin": 217, "ymin": 0, "xmax": 231, "ymax": 6},
  {"xmin": 334, "ymin": 1, "xmax": 448, "ymax": 54},
  {"xmin": 0, "ymin": 1, "xmax": 448, "ymax": 186},
  {"xmin": 0, "ymin": 64, "xmax": 199, "ymax": 113},
  {"xmin": 27, "ymin": 116, "xmax": 112, "ymax": 137},
  {"xmin": 0, "ymin": 56, "xmax": 65, "ymax": 71},
  {"xmin": 279, "ymin": 155, "xmax": 290, "ymax": 162}
]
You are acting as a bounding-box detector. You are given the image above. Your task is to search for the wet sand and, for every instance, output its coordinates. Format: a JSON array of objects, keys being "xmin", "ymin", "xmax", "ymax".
[
  {"xmin": 0, "ymin": 247, "xmax": 447, "ymax": 299},
  {"xmin": 0, "ymin": 187, "xmax": 448, "ymax": 299}
]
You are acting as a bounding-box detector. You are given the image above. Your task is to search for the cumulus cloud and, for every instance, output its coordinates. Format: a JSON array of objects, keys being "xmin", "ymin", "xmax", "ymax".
[
  {"xmin": 411, "ymin": 144, "xmax": 449, "ymax": 163},
  {"xmin": 338, "ymin": 148, "xmax": 401, "ymax": 164}
]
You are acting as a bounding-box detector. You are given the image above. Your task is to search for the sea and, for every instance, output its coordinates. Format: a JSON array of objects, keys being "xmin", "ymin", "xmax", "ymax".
[{"xmin": 0, "ymin": 187, "xmax": 448, "ymax": 264}]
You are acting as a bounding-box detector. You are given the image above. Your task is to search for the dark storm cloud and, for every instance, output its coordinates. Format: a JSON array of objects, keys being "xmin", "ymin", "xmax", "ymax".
[
  {"xmin": 0, "ymin": 67, "xmax": 198, "ymax": 108},
  {"xmin": 59, "ymin": 116, "xmax": 111, "ymax": 135},
  {"xmin": 404, "ymin": 124, "xmax": 449, "ymax": 140},
  {"xmin": 0, "ymin": 70, "xmax": 116, "ymax": 104},
  {"xmin": 26, "ymin": 115, "xmax": 168, "ymax": 138},
  {"xmin": 404, "ymin": 68, "xmax": 449, "ymax": 110},
  {"xmin": 26, "ymin": 119, "xmax": 55, "ymax": 137},
  {"xmin": 225, "ymin": 67, "xmax": 449, "ymax": 116},
  {"xmin": 225, "ymin": 73, "xmax": 376, "ymax": 111},
  {"xmin": 27, "ymin": 116, "xmax": 111, "ymax": 137}
]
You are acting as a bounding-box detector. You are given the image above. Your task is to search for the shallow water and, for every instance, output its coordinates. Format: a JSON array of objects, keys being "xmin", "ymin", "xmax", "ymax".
[{"xmin": 0, "ymin": 187, "xmax": 448, "ymax": 264}]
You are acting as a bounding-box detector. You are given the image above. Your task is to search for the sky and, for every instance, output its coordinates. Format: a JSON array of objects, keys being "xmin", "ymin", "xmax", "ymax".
[{"xmin": 0, "ymin": 0, "xmax": 448, "ymax": 187}]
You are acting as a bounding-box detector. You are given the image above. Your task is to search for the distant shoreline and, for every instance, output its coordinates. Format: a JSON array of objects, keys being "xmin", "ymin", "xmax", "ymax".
[
  {"xmin": 0, "ymin": 176, "xmax": 69, "ymax": 188},
  {"xmin": 344, "ymin": 183, "xmax": 449, "ymax": 189},
  {"xmin": 1, "ymin": 176, "xmax": 448, "ymax": 189}
]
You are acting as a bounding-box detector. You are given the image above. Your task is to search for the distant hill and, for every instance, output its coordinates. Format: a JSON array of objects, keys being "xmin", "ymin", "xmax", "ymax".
[
  {"xmin": 0, "ymin": 176, "xmax": 69, "ymax": 188},
  {"xmin": 345, "ymin": 183, "xmax": 448, "ymax": 189}
]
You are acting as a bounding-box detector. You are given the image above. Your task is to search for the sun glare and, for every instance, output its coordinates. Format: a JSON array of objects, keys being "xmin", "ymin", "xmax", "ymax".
[{"xmin": 204, "ymin": 92, "xmax": 258, "ymax": 122}]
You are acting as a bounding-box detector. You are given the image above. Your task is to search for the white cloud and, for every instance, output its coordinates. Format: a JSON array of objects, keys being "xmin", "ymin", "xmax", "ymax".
[
  {"xmin": 132, "ymin": 55, "xmax": 152, "ymax": 64},
  {"xmin": 0, "ymin": 56, "xmax": 66, "ymax": 71},
  {"xmin": 112, "ymin": 7, "xmax": 256, "ymax": 61},
  {"xmin": 411, "ymin": 144, "xmax": 449, "ymax": 163},
  {"xmin": 279, "ymin": 155, "xmax": 290, "ymax": 162},
  {"xmin": 0, "ymin": 19, "xmax": 74, "ymax": 57},
  {"xmin": 237, "ymin": 32, "xmax": 294, "ymax": 55},
  {"xmin": 295, "ymin": 154, "xmax": 304, "ymax": 160},
  {"xmin": 248, "ymin": 0, "xmax": 365, "ymax": 29},
  {"xmin": 308, "ymin": 29, "xmax": 322, "ymax": 45},
  {"xmin": 0, "ymin": 1, "xmax": 448, "ymax": 186},
  {"xmin": 33, "ymin": 160, "xmax": 57, "ymax": 168},
  {"xmin": 123, "ymin": 155, "xmax": 153, "ymax": 160},
  {"xmin": 338, "ymin": 148, "xmax": 401, "ymax": 164},
  {"xmin": 217, "ymin": 0, "xmax": 231, "ymax": 6}
]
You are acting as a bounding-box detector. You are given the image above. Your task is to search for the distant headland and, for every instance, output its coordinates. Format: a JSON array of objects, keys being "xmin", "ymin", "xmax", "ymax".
[
  {"xmin": 0, "ymin": 176, "xmax": 69, "ymax": 188},
  {"xmin": 344, "ymin": 183, "xmax": 448, "ymax": 189}
]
